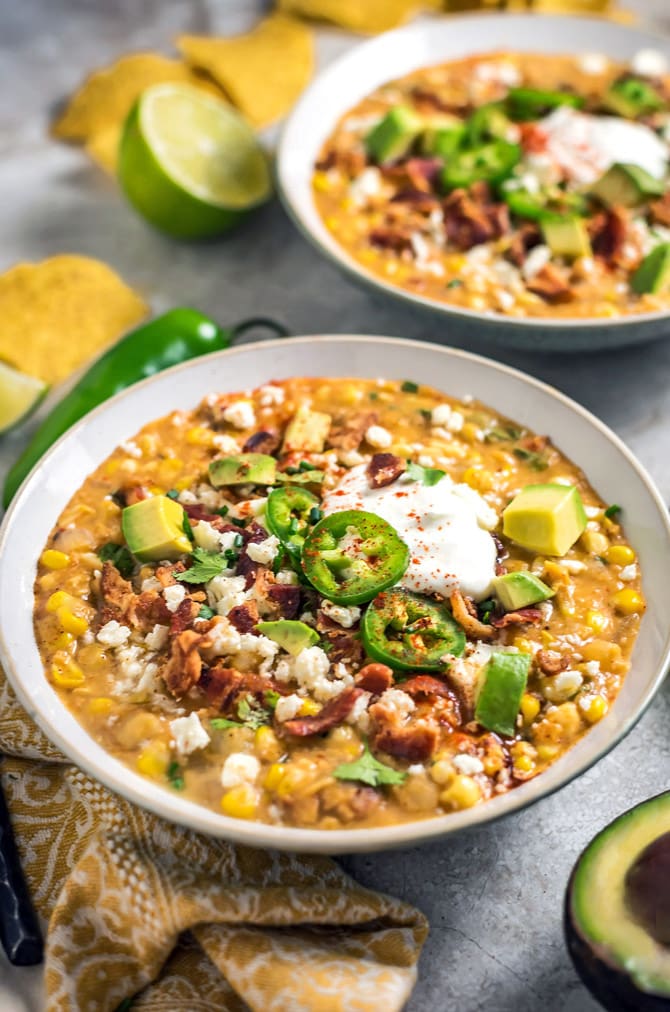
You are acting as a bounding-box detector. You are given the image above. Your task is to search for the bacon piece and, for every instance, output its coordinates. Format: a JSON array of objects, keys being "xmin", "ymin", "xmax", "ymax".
[
  {"xmin": 390, "ymin": 189, "xmax": 441, "ymax": 211},
  {"xmin": 367, "ymin": 452, "xmax": 405, "ymax": 488},
  {"xmin": 327, "ymin": 411, "xmax": 378, "ymax": 452},
  {"xmin": 123, "ymin": 486, "xmax": 151, "ymax": 506},
  {"xmin": 350, "ymin": 786, "xmax": 382, "ymax": 818},
  {"xmin": 589, "ymin": 207, "xmax": 629, "ymax": 266},
  {"xmin": 650, "ymin": 191, "xmax": 670, "ymax": 228},
  {"xmin": 369, "ymin": 227, "xmax": 414, "ymax": 253},
  {"xmin": 266, "ymin": 584, "xmax": 301, "ymax": 619},
  {"xmin": 383, "ymin": 157, "xmax": 442, "ymax": 194},
  {"xmin": 283, "ymin": 687, "xmax": 364, "ymax": 737},
  {"xmin": 200, "ymin": 665, "xmax": 274, "ymax": 712},
  {"xmin": 491, "ymin": 607, "xmax": 543, "ymax": 628},
  {"xmin": 535, "ymin": 649, "xmax": 570, "ymax": 676},
  {"xmin": 316, "ymin": 612, "xmax": 366, "ymax": 666},
  {"xmin": 170, "ymin": 597, "xmax": 199, "ymax": 635},
  {"xmin": 243, "ymin": 430, "xmax": 281, "ymax": 455},
  {"xmin": 155, "ymin": 562, "xmax": 185, "ymax": 587},
  {"xmin": 400, "ymin": 675, "xmax": 453, "ymax": 699},
  {"xmin": 450, "ymin": 589, "xmax": 494, "ymax": 641},
  {"xmin": 506, "ymin": 222, "xmax": 542, "ymax": 267},
  {"xmin": 98, "ymin": 562, "xmax": 136, "ymax": 625},
  {"xmin": 526, "ymin": 263, "xmax": 572, "ymax": 302},
  {"xmin": 410, "ymin": 86, "xmax": 467, "ymax": 115},
  {"xmin": 373, "ymin": 722, "xmax": 438, "ymax": 762},
  {"xmin": 443, "ymin": 186, "xmax": 510, "ymax": 252},
  {"xmin": 355, "ymin": 663, "xmax": 394, "ymax": 694},
  {"xmin": 520, "ymin": 434, "xmax": 548, "ymax": 454},
  {"xmin": 227, "ymin": 600, "xmax": 260, "ymax": 634},
  {"xmin": 162, "ymin": 629, "xmax": 203, "ymax": 697},
  {"xmin": 130, "ymin": 591, "xmax": 172, "ymax": 628}
]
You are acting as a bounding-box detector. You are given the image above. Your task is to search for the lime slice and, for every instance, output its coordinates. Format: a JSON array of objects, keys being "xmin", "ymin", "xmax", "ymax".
[
  {"xmin": 0, "ymin": 361, "xmax": 48, "ymax": 435},
  {"xmin": 118, "ymin": 83, "xmax": 272, "ymax": 239}
]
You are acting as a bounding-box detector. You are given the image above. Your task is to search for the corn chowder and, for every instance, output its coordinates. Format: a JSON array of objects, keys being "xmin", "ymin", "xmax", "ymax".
[
  {"xmin": 313, "ymin": 50, "xmax": 670, "ymax": 320},
  {"xmin": 34, "ymin": 378, "xmax": 644, "ymax": 829}
]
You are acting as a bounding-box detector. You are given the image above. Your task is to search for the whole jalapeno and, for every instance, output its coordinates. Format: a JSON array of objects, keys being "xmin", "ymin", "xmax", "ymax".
[
  {"xmin": 266, "ymin": 486, "xmax": 321, "ymax": 559},
  {"xmin": 362, "ymin": 588, "xmax": 466, "ymax": 671},
  {"xmin": 301, "ymin": 509, "xmax": 409, "ymax": 606}
]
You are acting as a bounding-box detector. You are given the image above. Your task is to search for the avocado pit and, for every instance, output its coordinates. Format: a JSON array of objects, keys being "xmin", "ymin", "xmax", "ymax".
[{"xmin": 626, "ymin": 832, "xmax": 670, "ymax": 947}]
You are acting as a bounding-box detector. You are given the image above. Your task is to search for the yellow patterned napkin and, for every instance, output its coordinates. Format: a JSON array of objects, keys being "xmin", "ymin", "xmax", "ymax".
[{"xmin": 0, "ymin": 669, "xmax": 427, "ymax": 1011}]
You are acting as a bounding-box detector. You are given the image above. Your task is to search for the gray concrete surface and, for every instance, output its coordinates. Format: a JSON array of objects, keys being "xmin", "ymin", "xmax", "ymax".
[{"xmin": 1, "ymin": 1, "xmax": 669, "ymax": 1009}]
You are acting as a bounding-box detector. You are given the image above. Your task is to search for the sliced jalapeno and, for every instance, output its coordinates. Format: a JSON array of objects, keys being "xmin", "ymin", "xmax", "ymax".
[
  {"xmin": 362, "ymin": 588, "xmax": 466, "ymax": 671},
  {"xmin": 441, "ymin": 139, "xmax": 520, "ymax": 191},
  {"xmin": 506, "ymin": 87, "xmax": 584, "ymax": 121},
  {"xmin": 301, "ymin": 510, "xmax": 409, "ymax": 606},
  {"xmin": 266, "ymin": 486, "xmax": 320, "ymax": 559}
]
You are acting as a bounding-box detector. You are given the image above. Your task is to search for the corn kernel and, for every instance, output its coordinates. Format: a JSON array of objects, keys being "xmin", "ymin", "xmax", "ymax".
[
  {"xmin": 264, "ymin": 762, "xmax": 286, "ymax": 791},
  {"xmin": 586, "ymin": 610, "xmax": 609, "ymax": 634},
  {"xmin": 255, "ymin": 726, "xmax": 282, "ymax": 762},
  {"xmin": 580, "ymin": 694, "xmax": 608, "ymax": 724},
  {"xmin": 515, "ymin": 754, "xmax": 535, "ymax": 773},
  {"xmin": 606, "ymin": 545, "xmax": 636, "ymax": 566},
  {"xmin": 612, "ymin": 589, "xmax": 645, "ymax": 615},
  {"xmin": 514, "ymin": 636, "xmax": 534, "ymax": 654},
  {"xmin": 313, "ymin": 172, "xmax": 331, "ymax": 193},
  {"xmin": 158, "ymin": 458, "xmax": 184, "ymax": 484},
  {"xmin": 460, "ymin": 422, "xmax": 483, "ymax": 444},
  {"xmin": 88, "ymin": 696, "xmax": 114, "ymax": 716},
  {"xmin": 430, "ymin": 759, "xmax": 454, "ymax": 786},
  {"xmin": 462, "ymin": 466, "xmax": 493, "ymax": 492},
  {"xmin": 580, "ymin": 530, "xmax": 609, "ymax": 554},
  {"xmin": 136, "ymin": 744, "xmax": 170, "ymax": 778},
  {"xmin": 520, "ymin": 693, "xmax": 541, "ymax": 724},
  {"xmin": 41, "ymin": 549, "xmax": 70, "ymax": 570},
  {"xmin": 540, "ymin": 630, "xmax": 556, "ymax": 647},
  {"xmin": 275, "ymin": 765, "xmax": 307, "ymax": 798},
  {"xmin": 56, "ymin": 607, "xmax": 89, "ymax": 637},
  {"xmin": 104, "ymin": 459, "xmax": 121, "ymax": 476},
  {"xmin": 440, "ymin": 774, "xmax": 481, "ymax": 811},
  {"xmin": 51, "ymin": 656, "xmax": 85, "ymax": 688},
  {"xmin": 46, "ymin": 590, "xmax": 72, "ymax": 612},
  {"xmin": 53, "ymin": 631, "xmax": 75, "ymax": 651},
  {"xmin": 221, "ymin": 783, "xmax": 259, "ymax": 820},
  {"xmin": 175, "ymin": 475, "xmax": 197, "ymax": 492},
  {"xmin": 149, "ymin": 486, "xmax": 164, "ymax": 497},
  {"xmin": 536, "ymin": 743, "xmax": 560, "ymax": 762},
  {"xmin": 186, "ymin": 426, "xmax": 214, "ymax": 446},
  {"xmin": 299, "ymin": 699, "xmax": 321, "ymax": 717}
]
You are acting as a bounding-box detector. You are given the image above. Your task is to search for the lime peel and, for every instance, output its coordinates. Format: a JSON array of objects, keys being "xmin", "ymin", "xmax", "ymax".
[{"xmin": 0, "ymin": 361, "xmax": 48, "ymax": 435}]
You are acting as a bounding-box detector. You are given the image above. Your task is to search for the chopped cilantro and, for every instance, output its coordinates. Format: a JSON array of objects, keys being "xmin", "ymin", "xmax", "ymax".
[
  {"xmin": 231, "ymin": 517, "xmax": 246, "ymax": 528},
  {"xmin": 175, "ymin": 547, "xmax": 228, "ymax": 584},
  {"xmin": 419, "ymin": 408, "xmax": 432, "ymax": 423},
  {"xmin": 284, "ymin": 466, "xmax": 300, "ymax": 475},
  {"xmin": 369, "ymin": 392, "xmax": 379, "ymax": 401},
  {"xmin": 604, "ymin": 504, "xmax": 621, "ymax": 519},
  {"xmin": 333, "ymin": 743, "xmax": 406, "ymax": 788},
  {"xmin": 299, "ymin": 460, "xmax": 319, "ymax": 472},
  {"xmin": 272, "ymin": 549, "xmax": 286, "ymax": 575},
  {"xmin": 182, "ymin": 512, "xmax": 195, "ymax": 542},
  {"xmin": 485, "ymin": 425, "xmax": 522, "ymax": 443},
  {"xmin": 406, "ymin": 460, "xmax": 446, "ymax": 487},
  {"xmin": 308, "ymin": 506, "xmax": 323, "ymax": 524},
  {"xmin": 446, "ymin": 279, "xmax": 463, "ymax": 289},
  {"xmin": 167, "ymin": 761, "xmax": 184, "ymax": 790},
  {"xmin": 165, "ymin": 488, "xmax": 180, "ymax": 500},
  {"xmin": 264, "ymin": 689, "xmax": 280, "ymax": 710},
  {"xmin": 478, "ymin": 599, "xmax": 495, "ymax": 623},
  {"xmin": 214, "ymin": 505, "xmax": 229, "ymax": 518},
  {"xmin": 237, "ymin": 696, "xmax": 270, "ymax": 729},
  {"xmin": 198, "ymin": 605, "xmax": 214, "ymax": 619},
  {"xmin": 401, "ymin": 380, "xmax": 419, "ymax": 393},
  {"xmin": 98, "ymin": 542, "xmax": 135, "ymax": 579},
  {"xmin": 513, "ymin": 447, "xmax": 548, "ymax": 472},
  {"xmin": 210, "ymin": 717, "xmax": 241, "ymax": 730}
]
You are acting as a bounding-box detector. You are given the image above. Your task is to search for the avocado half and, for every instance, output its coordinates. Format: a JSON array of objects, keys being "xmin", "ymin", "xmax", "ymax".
[{"xmin": 565, "ymin": 792, "xmax": 670, "ymax": 1011}]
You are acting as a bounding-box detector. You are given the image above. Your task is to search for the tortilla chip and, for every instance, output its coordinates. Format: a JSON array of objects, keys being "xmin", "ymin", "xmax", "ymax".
[
  {"xmin": 276, "ymin": 0, "xmax": 424, "ymax": 33},
  {"xmin": 84, "ymin": 125, "xmax": 122, "ymax": 174},
  {"xmin": 177, "ymin": 15, "xmax": 314, "ymax": 128},
  {"xmin": 0, "ymin": 256, "xmax": 148, "ymax": 385}
]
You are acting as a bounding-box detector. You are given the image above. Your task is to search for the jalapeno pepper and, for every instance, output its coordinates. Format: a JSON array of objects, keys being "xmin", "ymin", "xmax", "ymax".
[
  {"xmin": 465, "ymin": 102, "xmax": 512, "ymax": 146},
  {"xmin": 3, "ymin": 309, "xmax": 288, "ymax": 507},
  {"xmin": 266, "ymin": 486, "xmax": 320, "ymax": 560},
  {"xmin": 362, "ymin": 588, "xmax": 465, "ymax": 671},
  {"xmin": 441, "ymin": 139, "xmax": 520, "ymax": 191},
  {"xmin": 506, "ymin": 87, "xmax": 584, "ymax": 121},
  {"xmin": 301, "ymin": 510, "xmax": 409, "ymax": 606}
]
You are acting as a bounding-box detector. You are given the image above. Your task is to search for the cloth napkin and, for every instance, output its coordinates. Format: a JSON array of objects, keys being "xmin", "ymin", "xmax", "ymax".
[{"xmin": 0, "ymin": 668, "xmax": 427, "ymax": 1012}]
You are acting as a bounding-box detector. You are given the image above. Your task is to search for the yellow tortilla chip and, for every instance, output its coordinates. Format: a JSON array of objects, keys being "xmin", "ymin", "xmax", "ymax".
[
  {"xmin": 178, "ymin": 15, "xmax": 314, "ymax": 128},
  {"xmin": 0, "ymin": 255, "xmax": 148, "ymax": 385},
  {"xmin": 84, "ymin": 125, "xmax": 122, "ymax": 174},
  {"xmin": 276, "ymin": 0, "xmax": 424, "ymax": 33}
]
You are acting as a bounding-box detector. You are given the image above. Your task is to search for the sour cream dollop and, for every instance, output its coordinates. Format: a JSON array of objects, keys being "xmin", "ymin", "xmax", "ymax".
[
  {"xmin": 321, "ymin": 465, "xmax": 498, "ymax": 602},
  {"xmin": 539, "ymin": 106, "xmax": 668, "ymax": 185}
]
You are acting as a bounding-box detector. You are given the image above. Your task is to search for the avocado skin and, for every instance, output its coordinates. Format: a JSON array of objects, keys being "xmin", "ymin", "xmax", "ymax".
[{"xmin": 564, "ymin": 793, "xmax": 670, "ymax": 1012}]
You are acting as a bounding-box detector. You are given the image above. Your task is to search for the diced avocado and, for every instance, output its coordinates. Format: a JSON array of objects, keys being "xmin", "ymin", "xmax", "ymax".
[
  {"xmin": 503, "ymin": 483, "xmax": 588, "ymax": 556},
  {"xmin": 276, "ymin": 469, "xmax": 325, "ymax": 485},
  {"xmin": 631, "ymin": 243, "xmax": 670, "ymax": 295},
  {"xmin": 209, "ymin": 453, "xmax": 276, "ymax": 488},
  {"xmin": 364, "ymin": 106, "xmax": 423, "ymax": 164},
  {"xmin": 420, "ymin": 115, "xmax": 465, "ymax": 157},
  {"xmin": 590, "ymin": 163, "xmax": 665, "ymax": 208},
  {"xmin": 603, "ymin": 77, "xmax": 664, "ymax": 118},
  {"xmin": 475, "ymin": 651, "xmax": 531, "ymax": 737},
  {"xmin": 256, "ymin": 620, "xmax": 319, "ymax": 656},
  {"xmin": 282, "ymin": 404, "xmax": 332, "ymax": 454},
  {"xmin": 541, "ymin": 215, "xmax": 592, "ymax": 259},
  {"xmin": 121, "ymin": 495, "xmax": 191, "ymax": 563},
  {"xmin": 492, "ymin": 571, "xmax": 555, "ymax": 611}
]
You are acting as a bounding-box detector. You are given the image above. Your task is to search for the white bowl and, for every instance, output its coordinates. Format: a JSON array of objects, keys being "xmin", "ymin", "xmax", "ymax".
[
  {"xmin": 277, "ymin": 14, "xmax": 670, "ymax": 353},
  {"xmin": 1, "ymin": 336, "xmax": 669, "ymax": 853}
]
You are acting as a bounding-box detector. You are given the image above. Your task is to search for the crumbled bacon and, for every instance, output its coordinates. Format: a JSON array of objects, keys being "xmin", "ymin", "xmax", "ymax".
[
  {"xmin": 506, "ymin": 222, "xmax": 542, "ymax": 267},
  {"xmin": 450, "ymin": 589, "xmax": 494, "ymax": 640},
  {"xmin": 349, "ymin": 787, "xmax": 382, "ymax": 818},
  {"xmin": 443, "ymin": 185, "xmax": 510, "ymax": 252},
  {"xmin": 368, "ymin": 227, "xmax": 414, "ymax": 253},
  {"xmin": 383, "ymin": 157, "xmax": 442, "ymax": 194},
  {"xmin": 200, "ymin": 666, "xmax": 274, "ymax": 712},
  {"xmin": 491, "ymin": 607, "xmax": 543, "ymax": 628},
  {"xmin": 410, "ymin": 86, "xmax": 467, "ymax": 115},
  {"xmin": 373, "ymin": 722, "xmax": 438, "ymax": 762},
  {"xmin": 131, "ymin": 592, "xmax": 172, "ymax": 628},
  {"xmin": 526, "ymin": 263, "xmax": 572, "ymax": 302},
  {"xmin": 589, "ymin": 207, "xmax": 629, "ymax": 266},
  {"xmin": 519, "ymin": 434, "xmax": 548, "ymax": 454},
  {"xmin": 327, "ymin": 411, "xmax": 378, "ymax": 452},
  {"xmin": 266, "ymin": 584, "xmax": 301, "ymax": 619},
  {"xmin": 155, "ymin": 562, "xmax": 184, "ymax": 587},
  {"xmin": 170, "ymin": 597, "xmax": 199, "ymax": 635},
  {"xmin": 227, "ymin": 600, "xmax": 260, "ymax": 634},
  {"xmin": 535, "ymin": 649, "xmax": 570, "ymax": 676},
  {"xmin": 355, "ymin": 663, "xmax": 394, "ymax": 695},
  {"xmin": 400, "ymin": 675, "xmax": 453, "ymax": 699},
  {"xmin": 367, "ymin": 452, "xmax": 405, "ymax": 488},
  {"xmin": 98, "ymin": 562, "xmax": 135, "ymax": 626},
  {"xmin": 283, "ymin": 687, "xmax": 363, "ymax": 737},
  {"xmin": 390, "ymin": 189, "xmax": 441, "ymax": 211},
  {"xmin": 243, "ymin": 430, "xmax": 281, "ymax": 455},
  {"xmin": 162, "ymin": 629, "xmax": 203, "ymax": 697},
  {"xmin": 650, "ymin": 191, "xmax": 670, "ymax": 228}
]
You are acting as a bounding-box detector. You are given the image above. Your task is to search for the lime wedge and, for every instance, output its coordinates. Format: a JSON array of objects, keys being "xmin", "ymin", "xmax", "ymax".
[
  {"xmin": 118, "ymin": 83, "xmax": 272, "ymax": 239},
  {"xmin": 0, "ymin": 361, "xmax": 48, "ymax": 435}
]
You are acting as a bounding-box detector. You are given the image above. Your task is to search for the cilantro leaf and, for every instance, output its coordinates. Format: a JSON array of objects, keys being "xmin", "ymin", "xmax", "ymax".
[
  {"xmin": 167, "ymin": 761, "xmax": 184, "ymax": 790},
  {"xmin": 175, "ymin": 547, "xmax": 228, "ymax": 584},
  {"xmin": 210, "ymin": 717, "xmax": 242, "ymax": 730},
  {"xmin": 406, "ymin": 460, "xmax": 446, "ymax": 487},
  {"xmin": 237, "ymin": 696, "xmax": 270, "ymax": 729},
  {"xmin": 401, "ymin": 380, "xmax": 419, "ymax": 393},
  {"xmin": 485, "ymin": 425, "xmax": 522, "ymax": 443},
  {"xmin": 198, "ymin": 605, "xmax": 214, "ymax": 619},
  {"xmin": 182, "ymin": 512, "xmax": 195, "ymax": 542},
  {"xmin": 512, "ymin": 447, "xmax": 548, "ymax": 472},
  {"xmin": 98, "ymin": 542, "xmax": 135, "ymax": 579},
  {"xmin": 333, "ymin": 743, "xmax": 407, "ymax": 788},
  {"xmin": 264, "ymin": 689, "xmax": 280, "ymax": 711},
  {"xmin": 604, "ymin": 504, "xmax": 621, "ymax": 519}
]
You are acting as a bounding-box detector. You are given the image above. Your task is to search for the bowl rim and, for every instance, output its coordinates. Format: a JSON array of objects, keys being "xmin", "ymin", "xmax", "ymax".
[
  {"xmin": 277, "ymin": 12, "xmax": 670, "ymax": 333},
  {"xmin": 2, "ymin": 333, "xmax": 670, "ymax": 854}
]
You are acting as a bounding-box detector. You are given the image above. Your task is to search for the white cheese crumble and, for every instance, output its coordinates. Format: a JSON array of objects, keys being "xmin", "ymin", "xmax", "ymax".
[
  {"xmin": 221, "ymin": 752, "xmax": 260, "ymax": 788},
  {"xmin": 543, "ymin": 670, "xmax": 584, "ymax": 703},
  {"xmin": 170, "ymin": 712, "xmax": 210, "ymax": 756},
  {"xmin": 97, "ymin": 620, "xmax": 131, "ymax": 647},
  {"xmin": 211, "ymin": 433, "xmax": 240, "ymax": 454},
  {"xmin": 204, "ymin": 617, "xmax": 242, "ymax": 658},
  {"xmin": 246, "ymin": 535, "xmax": 281, "ymax": 565},
  {"xmin": 365, "ymin": 424, "xmax": 393, "ymax": 449},
  {"xmin": 222, "ymin": 400, "xmax": 256, "ymax": 430},
  {"xmin": 452, "ymin": 754, "xmax": 485, "ymax": 775},
  {"xmin": 522, "ymin": 244, "xmax": 552, "ymax": 281},
  {"xmin": 119, "ymin": 439, "xmax": 142, "ymax": 459},
  {"xmin": 321, "ymin": 600, "xmax": 361, "ymax": 629},
  {"xmin": 376, "ymin": 688, "xmax": 415, "ymax": 722},
  {"xmin": 632, "ymin": 48, "xmax": 668, "ymax": 78},
  {"xmin": 231, "ymin": 633, "xmax": 279, "ymax": 675},
  {"xmin": 407, "ymin": 764, "xmax": 425, "ymax": 776},
  {"xmin": 141, "ymin": 576, "xmax": 163, "ymax": 593},
  {"xmin": 577, "ymin": 52, "xmax": 608, "ymax": 76},
  {"xmin": 619, "ymin": 564, "xmax": 637, "ymax": 582},
  {"xmin": 274, "ymin": 693, "xmax": 304, "ymax": 722},
  {"xmin": 274, "ymin": 645, "xmax": 352, "ymax": 701},
  {"xmin": 276, "ymin": 570, "xmax": 299, "ymax": 586},
  {"xmin": 431, "ymin": 404, "xmax": 453, "ymax": 427},
  {"xmin": 258, "ymin": 384, "xmax": 285, "ymax": 407},
  {"xmin": 473, "ymin": 60, "xmax": 520, "ymax": 87},
  {"xmin": 346, "ymin": 691, "xmax": 372, "ymax": 734},
  {"xmin": 207, "ymin": 574, "xmax": 248, "ymax": 614},
  {"xmin": 144, "ymin": 624, "xmax": 169, "ymax": 651},
  {"xmin": 349, "ymin": 167, "xmax": 383, "ymax": 205},
  {"xmin": 163, "ymin": 584, "xmax": 187, "ymax": 613}
]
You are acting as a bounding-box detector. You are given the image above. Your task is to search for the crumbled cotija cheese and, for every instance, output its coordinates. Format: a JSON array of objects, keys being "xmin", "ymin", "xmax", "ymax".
[
  {"xmin": 97, "ymin": 620, "xmax": 131, "ymax": 647},
  {"xmin": 275, "ymin": 694, "xmax": 304, "ymax": 722},
  {"xmin": 221, "ymin": 752, "xmax": 260, "ymax": 788},
  {"xmin": 222, "ymin": 401, "xmax": 256, "ymax": 430},
  {"xmin": 320, "ymin": 600, "xmax": 361, "ymax": 629},
  {"xmin": 246, "ymin": 535, "xmax": 280, "ymax": 565},
  {"xmin": 170, "ymin": 712, "xmax": 210, "ymax": 756},
  {"xmin": 163, "ymin": 584, "xmax": 186, "ymax": 613},
  {"xmin": 365, "ymin": 425, "xmax": 392, "ymax": 449},
  {"xmin": 144, "ymin": 624, "xmax": 169, "ymax": 651}
]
